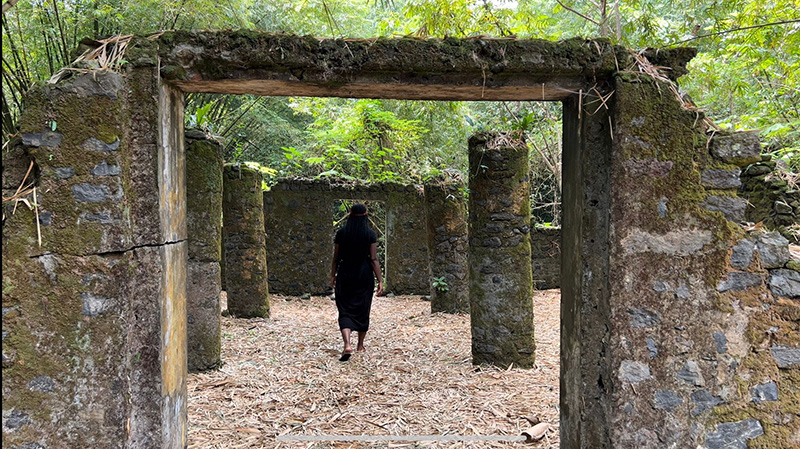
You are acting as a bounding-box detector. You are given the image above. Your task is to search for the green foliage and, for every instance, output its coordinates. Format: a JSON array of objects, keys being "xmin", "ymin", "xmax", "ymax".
[
  {"xmin": 432, "ymin": 276, "xmax": 450, "ymax": 293},
  {"xmin": 2, "ymin": 0, "xmax": 796, "ymax": 205}
]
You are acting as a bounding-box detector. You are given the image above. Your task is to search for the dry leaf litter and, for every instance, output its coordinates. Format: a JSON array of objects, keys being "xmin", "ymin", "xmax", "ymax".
[{"xmin": 188, "ymin": 290, "xmax": 561, "ymax": 448}]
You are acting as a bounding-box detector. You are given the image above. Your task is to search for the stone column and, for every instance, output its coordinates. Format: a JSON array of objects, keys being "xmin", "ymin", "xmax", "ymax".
[
  {"xmin": 2, "ymin": 66, "xmax": 187, "ymax": 447},
  {"xmin": 222, "ymin": 164, "xmax": 270, "ymax": 318},
  {"xmin": 186, "ymin": 133, "xmax": 223, "ymax": 371},
  {"xmin": 424, "ymin": 179, "xmax": 469, "ymax": 313},
  {"xmin": 386, "ymin": 184, "xmax": 429, "ymax": 294},
  {"xmin": 467, "ymin": 132, "xmax": 535, "ymax": 368},
  {"xmin": 530, "ymin": 226, "xmax": 561, "ymax": 289}
]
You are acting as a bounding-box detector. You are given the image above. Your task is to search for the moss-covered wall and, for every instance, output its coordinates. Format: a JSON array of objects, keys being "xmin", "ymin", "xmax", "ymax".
[
  {"xmin": 531, "ymin": 226, "xmax": 561, "ymax": 289},
  {"xmin": 468, "ymin": 132, "xmax": 535, "ymax": 368},
  {"xmin": 2, "ymin": 67, "xmax": 183, "ymax": 447},
  {"xmin": 263, "ymin": 180, "xmax": 335, "ymax": 296},
  {"xmin": 386, "ymin": 185, "xmax": 431, "ymax": 295},
  {"xmin": 424, "ymin": 179, "xmax": 469, "ymax": 313},
  {"xmin": 736, "ymin": 154, "xmax": 799, "ymax": 244},
  {"xmin": 263, "ymin": 178, "xmax": 429, "ymax": 295},
  {"xmin": 600, "ymin": 73, "xmax": 799, "ymax": 449},
  {"xmin": 186, "ymin": 133, "xmax": 223, "ymax": 371},
  {"xmin": 222, "ymin": 164, "xmax": 270, "ymax": 318}
]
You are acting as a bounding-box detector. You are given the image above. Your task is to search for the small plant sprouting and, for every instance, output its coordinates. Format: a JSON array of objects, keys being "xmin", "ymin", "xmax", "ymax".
[{"xmin": 432, "ymin": 276, "xmax": 450, "ymax": 293}]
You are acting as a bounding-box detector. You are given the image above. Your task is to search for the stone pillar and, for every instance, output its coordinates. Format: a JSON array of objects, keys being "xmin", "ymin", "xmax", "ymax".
[
  {"xmin": 186, "ymin": 133, "xmax": 223, "ymax": 371},
  {"xmin": 467, "ymin": 132, "xmax": 535, "ymax": 368},
  {"xmin": 2, "ymin": 66, "xmax": 187, "ymax": 447},
  {"xmin": 222, "ymin": 164, "xmax": 270, "ymax": 318},
  {"xmin": 386, "ymin": 184, "xmax": 430, "ymax": 294},
  {"xmin": 424, "ymin": 179, "xmax": 469, "ymax": 313},
  {"xmin": 530, "ymin": 226, "xmax": 561, "ymax": 289}
]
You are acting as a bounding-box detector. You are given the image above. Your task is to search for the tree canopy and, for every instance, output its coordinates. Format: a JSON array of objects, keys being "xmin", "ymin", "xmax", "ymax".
[{"xmin": 3, "ymin": 0, "xmax": 798, "ymax": 225}]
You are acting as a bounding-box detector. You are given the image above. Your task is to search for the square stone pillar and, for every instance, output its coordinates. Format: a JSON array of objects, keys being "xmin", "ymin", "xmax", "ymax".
[
  {"xmin": 467, "ymin": 132, "xmax": 535, "ymax": 368},
  {"xmin": 222, "ymin": 164, "xmax": 270, "ymax": 318},
  {"xmin": 424, "ymin": 179, "xmax": 469, "ymax": 313},
  {"xmin": 186, "ymin": 134, "xmax": 223, "ymax": 371},
  {"xmin": 2, "ymin": 66, "xmax": 187, "ymax": 448}
]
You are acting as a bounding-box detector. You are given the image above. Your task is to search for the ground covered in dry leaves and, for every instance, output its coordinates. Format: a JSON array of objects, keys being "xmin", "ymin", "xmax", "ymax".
[{"xmin": 188, "ymin": 290, "xmax": 561, "ymax": 448}]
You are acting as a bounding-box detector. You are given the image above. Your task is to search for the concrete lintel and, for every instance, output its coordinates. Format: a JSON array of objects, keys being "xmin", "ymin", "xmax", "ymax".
[{"xmin": 171, "ymin": 78, "xmax": 584, "ymax": 101}]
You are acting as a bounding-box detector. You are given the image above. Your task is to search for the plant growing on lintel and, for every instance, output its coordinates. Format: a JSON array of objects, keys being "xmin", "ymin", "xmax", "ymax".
[{"xmin": 432, "ymin": 276, "xmax": 450, "ymax": 293}]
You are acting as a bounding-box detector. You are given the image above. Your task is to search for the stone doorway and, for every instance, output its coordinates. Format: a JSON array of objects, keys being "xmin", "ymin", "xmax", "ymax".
[{"xmin": 8, "ymin": 31, "xmax": 776, "ymax": 449}]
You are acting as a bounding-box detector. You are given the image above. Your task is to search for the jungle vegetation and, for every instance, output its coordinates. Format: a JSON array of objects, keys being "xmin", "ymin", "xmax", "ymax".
[{"xmin": 3, "ymin": 0, "xmax": 798, "ymax": 225}]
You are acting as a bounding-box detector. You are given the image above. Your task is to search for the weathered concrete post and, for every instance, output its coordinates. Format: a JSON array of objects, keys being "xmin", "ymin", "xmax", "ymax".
[
  {"xmin": 222, "ymin": 164, "xmax": 270, "ymax": 318},
  {"xmin": 186, "ymin": 132, "xmax": 223, "ymax": 370},
  {"xmin": 424, "ymin": 179, "xmax": 469, "ymax": 313},
  {"xmin": 467, "ymin": 132, "xmax": 535, "ymax": 368}
]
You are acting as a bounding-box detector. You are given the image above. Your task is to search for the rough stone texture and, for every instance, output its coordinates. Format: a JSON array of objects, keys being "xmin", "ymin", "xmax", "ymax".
[
  {"xmin": 749, "ymin": 381, "xmax": 778, "ymax": 403},
  {"xmin": 768, "ymin": 269, "xmax": 800, "ymax": 298},
  {"xmin": 530, "ymin": 226, "xmax": 561, "ymax": 289},
  {"xmin": 618, "ymin": 360, "xmax": 651, "ymax": 383},
  {"xmin": 140, "ymin": 31, "xmax": 694, "ymax": 102},
  {"xmin": 738, "ymin": 159, "xmax": 800, "ymax": 244},
  {"xmin": 468, "ymin": 132, "xmax": 534, "ymax": 368},
  {"xmin": 755, "ymin": 231, "xmax": 790, "ymax": 269},
  {"xmin": 704, "ymin": 419, "xmax": 764, "ymax": 449},
  {"xmin": 628, "ymin": 307, "xmax": 660, "ymax": 327},
  {"xmin": 708, "ymin": 131, "xmax": 762, "ymax": 166},
  {"xmin": 424, "ymin": 180, "xmax": 469, "ymax": 313},
  {"xmin": 700, "ymin": 168, "xmax": 741, "ymax": 189},
  {"xmin": 186, "ymin": 261, "xmax": 221, "ymax": 371},
  {"xmin": 263, "ymin": 182, "xmax": 334, "ymax": 296},
  {"xmin": 730, "ymin": 238, "xmax": 755, "ymax": 269},
  {"xmin": 770, "ymin": 346, "xmax": 800, "ymax": 369},
  {"xmin": 222, "ymin": 164, "xmax": 270, "ymax": 318},
  {"xmin": 2, "ymin": 67, "xmax": 185, "ymax": 448},
  {"xmin": 716, "ymin": 272, "xmax": 763, "ymax": 292},
  {"xmin": 264, "ymin": 178, "xmax": 429, "ymax": 295},
  {"xmin": 701, "ymin": 195, "xmax": 748, "ymax": 222},
  {"xmin": 691, "ymin": 389, "xmax": 724, "ymax": 416},
  {"xmin": 387, "ymin": 187, "xmax": 430, "ymax": 294},
  {"xmin": 653, "ymin": 389, "xmax": 682, "ymax": 411},
  {"xmin": 186, "ymin": 133, "xmax": 224, "ymax": 371}
]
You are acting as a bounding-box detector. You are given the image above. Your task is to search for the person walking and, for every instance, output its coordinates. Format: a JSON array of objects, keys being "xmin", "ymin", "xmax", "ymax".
[{"xmin": 330, "ymin": 203, "xmax": 384, "ymax": 361}]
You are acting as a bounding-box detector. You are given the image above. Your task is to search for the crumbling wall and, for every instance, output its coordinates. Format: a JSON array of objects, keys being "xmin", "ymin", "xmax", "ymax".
[
  {"xmin": 468, "ymin": 132, "xmax": 535, "ymax": 368},
  {"xmin": 530, "ymin": 226, "xmax": 561, "ymax": 289},
  {"xmin": 263, "ymin": 178, "xmax": 429, "ymax": 295},
  {"xmin": 2, "ymin": 67, "xmax": 186, "ymax": 448},
  {"xmin": 735, "ymin": 150, "xmax": 799, "ymax": 244},
  {"xmin": 424, "ymin": 179, "xmax": 469, "ymax": 313},
  {"xmin": 222, "ymin": 164, "xmax": 270, "ymax": 318},
  {"xmin": 186, "ymin": 130, "xmax": 223, "ymax": 371}
]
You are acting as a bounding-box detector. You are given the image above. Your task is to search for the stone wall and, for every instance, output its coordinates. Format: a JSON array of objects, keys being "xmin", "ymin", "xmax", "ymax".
[
  {"xmin": 186, "ymin": 131, "xmax": 223, "ymax": 371},
  {"xmin": 737, "ymin": 154, "xmax": 799, "ymax": 244},
  {"xmin": 598, "ymin": 73, "xmax": 800, "ymax": 449},
  {"xmin": 263, "ymin": 178, "xmax": 429, "ymax": 295},
  {"xmin": 222, "ymin": 164, "xmax": 270, "ymax": 318},
  {"xmin": 424, "ymin": 179, "xmax": 469, "ymax": 313},
  {"xmin": 2, "ymin": 68, "xmax": 186, "ymax": 447},
  {"xmin": 530, "ymin": 226, "xmax": 561, "ymax": 289}
]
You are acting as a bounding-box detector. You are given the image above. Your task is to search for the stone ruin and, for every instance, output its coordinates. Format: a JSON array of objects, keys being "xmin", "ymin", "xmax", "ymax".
[{"xmin": 2, "ymin": 30, "xmax": 798, "ymax": 449}]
